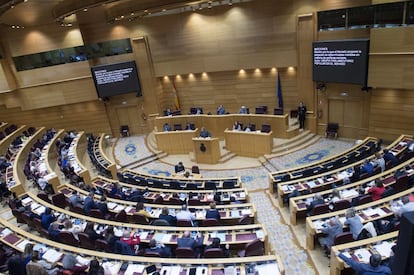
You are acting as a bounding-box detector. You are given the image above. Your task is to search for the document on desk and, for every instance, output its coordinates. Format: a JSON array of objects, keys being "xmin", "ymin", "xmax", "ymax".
[
  {"xmin": 373, "ymin": 241, "xmax": 394, "ymax": 257},
  {"xmin": 124, "ymin": 264, "xmax": 145, "ymax": 275},
  {"xmin": 107, "ymin": 202, "xmax": 117, "ymax": 210},
  {"xmin": 113, "ymin": 205, "xmax": 125, "ymax": 212},
  {"xmin": 169, "ymin": 266, "xmax": 181, "ymax": 275},
  {"xmin": 102, "ymin": 262, "xmax": 121, "ymax": 275},
  {"xmin": 256, "ymin": 229, "xmax": 265, "ymax": 239},
  {"xmin": 42, "ymin": 249, "xmax": 63, "ymax": 263},
  {"xmin": 256, "ymin": 263, "xmax": 280, "ymax": 275},
  {"xmin": 241, "ymin": 209, "xmax": 252, "ymax": 215},
  {"xmin": 160, "ymin": 266, "xmax": 172, "ymax": 275},
  {"xmin": 196, "ymin": 266, "xmax": 208, "ymax": 275},
  {"xmin": 75, "ymin": 255, "xmax": 90, "ymax": 266},
  {"xmin": 354, "ymin": 248, "xmax": 371, "ymax": 263},
  {"xmin": 224, "ymin": 266, "xmax": 235, "ymax": 275},
  {"xmin": 313, "ymin": 220, "xmax": 325, "ymax": 230},
  {"xmin": 341, "ymin": 189, "xmax": 358, "ymax": 199},
  {"xmin": 16, "ymin": 239, "xmax": 31, "ymax": 251},
  {"xmin": 21, "ymin": 197, "xmax": 32, "ymax": 206}
]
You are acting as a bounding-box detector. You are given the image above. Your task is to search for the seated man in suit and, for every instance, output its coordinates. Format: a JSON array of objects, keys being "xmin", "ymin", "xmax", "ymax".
[
  {"xmin": 177, "ymin": 230, "xmax": 203, "ymax": 257},
  {"xmin": 318, "ymin": 217, "xmax": 343, "ymax": 253},
  {"xmin": 83, "ymin": 191, "xmax": 98, "ymax": 215},
  {"xmin": 205, "ymin": 237, "xmax": 229, "ymax": 257},
  {"xmin": 306, "ymin": 193, "xmax": 325, "ymax": 214},
  {"xmin": 158, "ymin": 207, "xmax": 177, "ymax": 226},
  {"xmin": 205, "ymin": 202, "xmax": 221, "ymax": 222},
  {"xmin": 145, "ymin": 239, "xmax": 172, "ymax": 257},
  {"xmin": 383, "ymin": 149, "xmax": 399, "ymax": 167},
  {"xmin": 239, "ymin": 105, "xmax": 248, "ymax": 114},
  {"xmin": 163, "ymin": 123, "xmax": 172, "ymax": 132},
  {"xmin": 199, "ymin": 127, "xmax": 211, "ymax": 138},
  {"xmin": 217, "ymin": 104, "xmax": 226, "ymax": 115}
]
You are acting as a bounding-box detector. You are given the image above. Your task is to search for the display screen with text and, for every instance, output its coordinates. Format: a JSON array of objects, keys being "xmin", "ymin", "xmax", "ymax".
[
  {"xmin": 91, "ymin": 61, "xmax": 142, "ymax": 98},
  {"xmin": 313, "ymin": 39, "xmax": 370, "ymax": 85}
]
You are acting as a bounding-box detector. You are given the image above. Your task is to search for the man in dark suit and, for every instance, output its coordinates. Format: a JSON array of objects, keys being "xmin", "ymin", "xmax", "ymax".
[
  {"xmin": 177, "ymin": 230, "xmax": 203, "ymax": 256},
  {"xmin": 383, "ymin": 149, "xmax": 399, "ymax": 167},
  {"xmin": 145, "ymin": 239, "xmax": 172, "ymax": 257},
  {"xmin": 83, "ymin": 191, "xmax": 98, "ymax": 215},
  {"xmin": 205, "ymin": 202, "xmax": 221, "ymax": 222},
  {"xmin": 298, "ymin": 101, "xmax": 307, "ymax": 130},
  {"xmin": 306, "ymin": 193, "xmax": 325, "ymax": 214}
]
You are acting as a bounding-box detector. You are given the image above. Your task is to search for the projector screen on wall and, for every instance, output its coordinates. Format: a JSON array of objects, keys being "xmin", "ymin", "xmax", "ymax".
[
  {"xmin": 313, "ymin": 39, "xmax": 370, "ymax": 85},
  {"xmin": 91, "ymin": 61, "xmax": 142, "ymax": 98}
]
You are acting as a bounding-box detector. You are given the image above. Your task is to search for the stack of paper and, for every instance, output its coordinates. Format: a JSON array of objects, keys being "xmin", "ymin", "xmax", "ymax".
[
  {"xmin": 75, "ymin": 255, "xmax": 90, "ymax": 266},
  {"xmin": 241, "ymin": 209, "xmax": 252, "ymax": 216},
  {"xmin": 256, "ymin": 263, "xmax": 280, "ymax": 275},
  {"xmin": 124, "ymin": 264, "xmax": 145, "ymax": 275},
  {"xmin": 42, "ymin": 249, "xmax": 63, "ymax": 263},
  {"xmin": 354, "ymin": 248, "xmax": 371, "ymax": 263},
  {"xmin": 255, "ymin": 230, "xmax": 265, "ymax": 239},
  {"xmin": 373, "ymin": 241, "xmax": 394, "ymax": 257},
  {"xmin": 102, "ymin": 262, "xmax": 121, "ymax": 275}
]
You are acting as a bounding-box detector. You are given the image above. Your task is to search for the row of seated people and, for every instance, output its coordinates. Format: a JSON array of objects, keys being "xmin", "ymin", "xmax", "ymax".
[
  {"xmin": 295, "ymin": 160, "xmax": 414, "ymax": 221},
  {"xmin": 274, "ymin": 135, "xmax": 413, "ymax": 188},
  {"xmin": 2, "ymin": 128, "xmax": 39, "ymax": 193},
  {"xmin": 56, "ymin": 131, "xmax": 86, "ymax": 186},
  {"xmin": 120, "ymin": 170, "xmax": 241, "ymax": 190},
  {"xmin": 271, "ymin": 137, "xmax": 380, "ymax": 185},
  {"xmin": 0, "ymin": 124, "xmax": 19, "ymax": 141},
  {"xmin": 22, "ymin": 129, "xmax": 57, "ymax": 194},
  {"xmin": 306, "ymin": 186, "xmax": 414, "ymax": 251},
  {"xmin": 92, "ymin": 178, "xmax": 247, "ymax": 206},
  {"xmin": 42, "ymin": 188, "xmax": 254, "ymax": 226},
  {"xmin": 86, "ymin": 133, "xmax": 113, "ymax": 179},
  {"xmin": 183, "ymin": 105, "xmax": 280, "ymax": 116},
  {"xmin": 278, "ymin": 140, "xmax": 413, "ymax": 208},
  {"xmin": 330, "ymin": 231, "xmax": 397, "ymax": 275},
  {"xmin": 10, "ymin": 196, "xmax": 265, "ymax": 259},
  {"xmin": 1, "ymin": 224, "xmax": 279, "ymax": 275}
]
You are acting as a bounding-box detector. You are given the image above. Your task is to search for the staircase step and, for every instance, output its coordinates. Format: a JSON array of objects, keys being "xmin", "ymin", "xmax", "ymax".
[{"xmin": 265, "ymin": 135, "xmax": 320, "ymax": 159}]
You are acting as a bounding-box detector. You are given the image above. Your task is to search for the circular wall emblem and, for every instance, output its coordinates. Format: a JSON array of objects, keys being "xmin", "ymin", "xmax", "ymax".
[
  {"xmin": 296, "ymin": 149, "xmax": 329, "ymax": 165},
  {"xmin": 124, "ymin": 144, "xmax": 136, "ymax": 155}
]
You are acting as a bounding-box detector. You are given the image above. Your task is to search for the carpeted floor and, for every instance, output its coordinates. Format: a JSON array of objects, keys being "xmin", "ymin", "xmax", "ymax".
[{"xmin": 113, "ymin": 135, "xmax": 354, "ymax": 274}]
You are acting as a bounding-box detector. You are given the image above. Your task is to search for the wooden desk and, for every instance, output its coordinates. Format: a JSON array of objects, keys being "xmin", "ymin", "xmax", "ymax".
[
  {"xmin": 0, "ymin": 216, "xmax": 284, "ymax": 275},
  {"xmin": 330, "ymin": 232, "xmax": 397, "ymax": 275},
  {"xmin": 193, "ymin": 137, "xmax": 221, "ymax": 164},
  {"xmin": 97, "ymin": 133, "xmax": 118, "ymax": 179},
  {"xmin": 69, "ymin": 132, "xmax": 91, "ymax": 185},
  {"xmin": 155, "ymin": 113, "xmax": 289, "ymax": 139},
  {"xmin": 305, "ymin": 187, "xmax": 414, "ymax": 250},
  {"xmin": 289, "ymin": 159, "xmax": 414, "ymax": 225},
  {"xmin": 224, "ymin": 129, "xmax": 272, "ymax": 157},
  {"xmin": 155, "ymin": 129, "xmax": 198, "ymax": 154}
]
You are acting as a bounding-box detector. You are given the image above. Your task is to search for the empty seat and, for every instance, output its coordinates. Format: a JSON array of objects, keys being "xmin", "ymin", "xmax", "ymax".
[
  {"xmin": 51, "ymin": 193, "xmax": 68, "ymax": 209},
  {"xmin": 177, "ymin": 219, "xmax": 193, "ymax": 227},
  {"xmin": 191, "ymin": 166, "xmax": 200, "ymax": 174},
  {"xmin": 204, "ymin": 248, "xmax": 224, "ymax": 258},
  {"xmin": 120, "ymin": 125, "xmax": 130, "ymax": 137},
  {"xmin": 333, "ymin": 232, "xmax": 354, "ymax": 246},
  {"xmin": 173, "ymin": 124, "xmax": 182, "ymax": 131},
  {"xmin": 310, "ymin": 204, "xmax": 330, "ymax": 216},
  {"xmin": 78, "ymin": 232, "xmax": 95, "ymax": 250},
  {"xmin": 201, "ymin": 218, "xmax": 220, "ymax": 227},
  {"xmin": 175, "ymin": 247, "xmax": 195, "ymax": 258},
  {"xmin": 326, "ymin": 123, "xmax": 339, "ymax": 138},
  {"xmin": 237, "ymin": 239, "xmax": 265, "ymax": 257},
  {"xmin": 332, "ymin": 200, "xmax": 351, "ymax": 212},
  {"xmin": 261, "ymin": 124, "xmax": 271, "ymax": 133}
]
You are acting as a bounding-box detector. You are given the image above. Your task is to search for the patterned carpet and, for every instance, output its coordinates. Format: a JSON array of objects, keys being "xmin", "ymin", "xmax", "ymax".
[{"xmin": 113, "ymin": 135, "xmax": 354, "ymax": 274}]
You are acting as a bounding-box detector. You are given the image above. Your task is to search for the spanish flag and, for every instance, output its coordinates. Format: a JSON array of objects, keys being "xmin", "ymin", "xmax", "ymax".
[{"xmin": 171, "ymin": 79, "xmax": 181, "ymax": 110}]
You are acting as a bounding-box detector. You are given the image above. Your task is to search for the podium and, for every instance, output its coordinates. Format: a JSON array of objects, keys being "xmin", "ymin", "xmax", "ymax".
[{"xmin": 192, "ymin": 137, "xmax": 221, "ymax": 164}]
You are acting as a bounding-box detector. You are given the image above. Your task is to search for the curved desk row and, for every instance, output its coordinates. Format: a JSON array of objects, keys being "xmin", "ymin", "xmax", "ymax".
[
  {"xmin": 121, "ymin": 170, "xmax": 242, "ymax": 190},
  {"xmin": 289, "ymin": 158, "xmax": 414, "ymax": 225},
  {"xmin": 87, "ymin": 133, "xmax": 118, "ymax": 179},
  {"xmin": 0, "ymin": 217, "xmax": 285, "ymax": 275},
  {"xmin": 305, "ymin": 186, "xmax": 413, "ymax": 250},
  {"xmin": 330, "ymin": 231, "xmax": 397, "ymax": 275},
  {"xmin": 19, "ymin": 193, "xmax": 265, "ymax": 251},
  {"xmin": 274, "ymin": 135, "xmax": 412, "ymax": 203},
  {"xmin": 57, "ymin": 185, "xmax": 255, "ymax": 225},
  {"xmin": 92, "ymin": 177, "xmax": 249, "ymax": 206}
]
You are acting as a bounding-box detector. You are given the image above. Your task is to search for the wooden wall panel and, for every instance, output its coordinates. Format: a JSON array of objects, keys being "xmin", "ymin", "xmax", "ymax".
[
  {"xmin": 368, "ymin": 88, "xmax": 414, "ymax": 141},
  {"xmin": 159, "ymin": 68, "xmax": 297, "ymax": 116},
  {"xmin": 369, "ymin": 28, "xmax": 414, "ymax": 89},
  {"xmin": 3, "ymin": 23, "xmax": 84, "ymax": 56},
  {"xmin": 0, "ymin": 101, "xmax": 111, "ymax": 135},
  {"xmin": 0, "ymin": 65, "xmax": 8, "ymax": 92}
]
